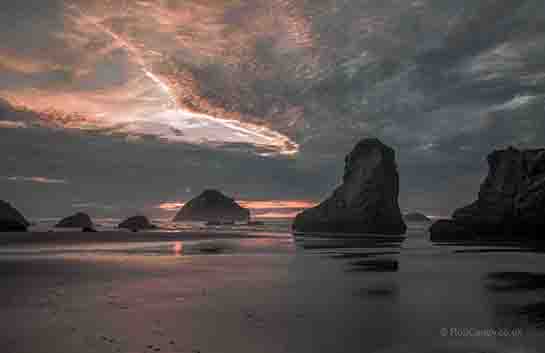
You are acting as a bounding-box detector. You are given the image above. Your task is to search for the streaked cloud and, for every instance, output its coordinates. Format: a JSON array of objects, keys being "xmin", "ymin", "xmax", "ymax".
[
  {"xmin": 5, "ymin": 176, "xmax": 69, "ymax": 184},
  {"xmin": 0, "ymin": 120, "xmax": 27, "ymax": 129}
]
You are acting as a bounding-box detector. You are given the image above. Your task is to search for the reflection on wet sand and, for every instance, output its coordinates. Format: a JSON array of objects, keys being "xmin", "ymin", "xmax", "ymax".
[
  {"xmin": 293, "ymin": 235, "xmax": 403, "ymax": 273},
  {"xmin": 293, "ymin": 236, "xmax": 404, "ymax": 251},
  {"xmin": 486, "ymin": 271, "xmax": 545, "ymax": 330},
  {"xmin": 354, "ymin": 282, "xmax": 399, "ymax": 299},
  {"xmin": 486, "ymin": 272, "xmax": 545, "ymax": 292},
  {"xmin": 519, "ymin": 302, "xmax": 545, "ymax": 328},
  {"xmin": 454, "ymin": 248, "xmax": 545, "ymax": 254},
  {"xmin": 329, "ymin": 251, "xmax": 400, "ymax": 259},
  {"xmin": 173, "ymin": 241, "xmax": 183, "ymax": 257},
  {"xmin": 347, "ymin": 259, "xmax": 399, "ymax": 273}
]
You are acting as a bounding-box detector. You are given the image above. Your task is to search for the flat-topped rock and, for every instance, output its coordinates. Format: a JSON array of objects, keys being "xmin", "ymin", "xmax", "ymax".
[
  {"xmin": 118, "ymin": 216, "xmax": 157, "ymax": 231},
  {"xmin": 293, "ymin": 138, "xmax": 407, "ymax": 235},
  {"xmin": 173, "ymin": 190, "xmax": 250, "ymax": 222},
  {"xmin": 431, "ymin": 146, "xmax": 545, "ymax": 242},
  {"xmin": 0, "ymin": 200, "xmax": 29, "ymax": 232},
  {"xmin": 56, "ymin": 212, "xmax": 93, "ymax": 228}
]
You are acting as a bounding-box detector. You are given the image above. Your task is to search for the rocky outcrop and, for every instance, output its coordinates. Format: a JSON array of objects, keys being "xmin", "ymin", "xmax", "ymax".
[
  {"xmin": 56, "ymin": 212, "xmax": 93, "ymax": 228},
  {"xmin": 118, "ymin": 216, "xmax": 157, "ymax": 231},
  {"xmin": 292, "ymin": 138, "xmax": 407, "ymax": 235},
  {"xmin": 0, "ymin": 200, "xmax": 29, "ymax": 232},
  {"xmin": 173, "ymin": 190, "xmax": 250, "ymax": 222},
  {"xmin": 430, "ymin": 146, "xmax": 545, "ymax": 242},
  {"xmin": 404, "ymin": 212, "xmax": 431, "ymax": 222}
]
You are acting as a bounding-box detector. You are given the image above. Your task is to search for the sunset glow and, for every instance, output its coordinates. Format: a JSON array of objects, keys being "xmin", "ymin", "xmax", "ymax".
[{"xmin": 157, "ymin": 199, "xmax": 317, "ymax": 218}]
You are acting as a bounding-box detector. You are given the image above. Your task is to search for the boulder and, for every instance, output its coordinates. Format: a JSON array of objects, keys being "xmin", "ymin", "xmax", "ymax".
[
  {"xmin": 56, "ymin": 212, "xmax": 93, "ymax": 228},
  {"xmin": 0, "ymin": 200, "xmax": 29, "ymax": 232},
  {"xmin": 173, "ymin": 190, "xmax": 250, "ymax": 222},
  {"xmin": 430, "ymin": 146, "xmax": 545, "ymax": 242},
  {"xmin": 292, "ymin": 138, "xmax": 407, "ymax": 235},
  {"xmin": 404, "ymin": 212, "xmax": 431, "ymax": 222},
  {"xmin": 118, "ymin": 216, "xmax": 156, "ymax": 231}
]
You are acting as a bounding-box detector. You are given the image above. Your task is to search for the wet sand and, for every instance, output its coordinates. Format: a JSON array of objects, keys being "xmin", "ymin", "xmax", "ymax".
[
  {"xmin": 1, "ymin": 227, "xmax": 545, "ymax": 353},
  {"xmin": 0, "ymin": 230, "xmax": 276, "ymax": 245}
]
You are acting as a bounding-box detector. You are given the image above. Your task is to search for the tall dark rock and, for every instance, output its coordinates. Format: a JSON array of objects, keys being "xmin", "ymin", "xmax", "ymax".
[
  {"xmin": 173, "ymin": 190, "xmax": 250, "ymax": 222},
  {"xmin": 430, "ymin": 147, "xmax": 545, "ymax": 241},
  {"xmin": 0, "ymin": 200, "xmax": 29, "ymax": 232},
  {"xmin": 293, "ymin": 138, "xmax": 407, "ymax": 235},
  {"xmin": 55, "ymin": 212, "xmax": 93, "ymax": 228}
]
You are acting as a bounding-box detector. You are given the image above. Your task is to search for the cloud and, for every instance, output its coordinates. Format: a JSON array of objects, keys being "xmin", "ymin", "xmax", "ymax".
[
  {"xmin": 0, "ymin": 120, "xmax": 27, "ymax": 129},
  {"xmin": 5, "ymin": 176, "xmax": 69, "ymax": 184},
  {"xmin": 1, "ymin": 0, "xmax": 545, "ymax": 217}
]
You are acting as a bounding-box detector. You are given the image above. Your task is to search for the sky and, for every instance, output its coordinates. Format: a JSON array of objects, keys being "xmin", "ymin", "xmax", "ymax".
[{"xmin": 1, "ymin": 0, "xmax": 545, "ymax": 219}]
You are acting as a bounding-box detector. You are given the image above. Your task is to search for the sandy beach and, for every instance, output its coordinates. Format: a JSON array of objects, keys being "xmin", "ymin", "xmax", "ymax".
[{"xmin": 1, "ymin": 224, "xmax": 544, "ymax": 353}]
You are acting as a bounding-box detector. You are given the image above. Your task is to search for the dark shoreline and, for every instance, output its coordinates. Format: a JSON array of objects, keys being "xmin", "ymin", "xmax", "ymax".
[{"xmin": 0, "ymin": 230, "xmax": 283, "ymax": 246}]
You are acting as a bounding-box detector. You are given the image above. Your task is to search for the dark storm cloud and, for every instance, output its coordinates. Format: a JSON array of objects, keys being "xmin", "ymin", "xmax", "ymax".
[{"xmin": 1, "ymin": 0, "xmax": 545, "ymax": 218}]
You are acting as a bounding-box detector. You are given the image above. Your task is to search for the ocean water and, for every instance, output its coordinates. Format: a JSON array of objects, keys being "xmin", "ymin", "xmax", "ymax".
[{"xmin": 1, "ymin": 221, "xmax": 545, "ymax": 353}]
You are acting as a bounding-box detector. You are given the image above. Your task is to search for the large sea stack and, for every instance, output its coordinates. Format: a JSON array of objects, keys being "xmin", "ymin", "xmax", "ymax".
[
  {"xmin": 55, "ymin": 212, "xmax": 93, "ymax": 228},
  {"xmin": 293, "ymin": 138, "xmax": 407, "ymax": 235},
  {"xmin": 173, "ymin": 190, "xmax": 250, "ymax": 222},
  {"xmin": 430, "ymin": 147, "xmax": 545, "ymax": 242},
  {"xmin": 0, "ymin": 200, "xmax": 29, "ymax": 232}
]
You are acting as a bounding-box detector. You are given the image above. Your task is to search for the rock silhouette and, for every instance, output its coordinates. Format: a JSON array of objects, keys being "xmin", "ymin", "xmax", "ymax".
[
  {"xmin": 404, "ymin": 212, "xmax": 431, "ymax": 222},
  {"xmin": 431, "ymin": 146, "xmax": 545, "ymax": 242},
  {"xmin": 56, "ymin": 212, "xmax": 93, "ymax": 228},
  {"xmin": 173, "ymin": 190, "xmax": 250, "ymax": 222},
  {"xmin": 293, "ymin": 138, "xmax": 406, "ymax": 235},
  {"xmin": 118, "ymin": 216, "xmax": 157, "ymax": 231},
  {"xmin": 0, "ymin": 200, "xmax": 29, "ymax": 232}
]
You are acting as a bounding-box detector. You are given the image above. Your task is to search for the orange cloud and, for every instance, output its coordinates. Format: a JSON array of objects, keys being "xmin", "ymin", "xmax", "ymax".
[
  {"xmin": 157, "ymin": 202, "xmax": 185, "ymax": 212},
  {"xmin": 237, "ymin": 200, "xmax": 317, "ymax": 209}
]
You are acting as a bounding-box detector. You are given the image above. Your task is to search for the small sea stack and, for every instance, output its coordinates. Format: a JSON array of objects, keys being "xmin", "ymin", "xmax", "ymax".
[
  {"xmin": 56, "ymin": 212, "xmax": 94, "ymax": 229},
  {"xmin": 293, "ymin": 138, "xmax": 406, "ymax": 236},
  {"xmin": 118, "ymin": 215, "xmax": 157, "ymax": 231},
  {"xmin": 404, "ymin": 212, "xmax": 431, "ymax": 223},
  {"xmin": 0, "ymin": 200, "xmax": 29, "ymax": 232},
  {"xmin": 430, "ymin": 146, "xmax": 545, "ymax": 242},
  {"xmin": 173, "ymin": 189, "xmax": 250, "ymax": 223}
]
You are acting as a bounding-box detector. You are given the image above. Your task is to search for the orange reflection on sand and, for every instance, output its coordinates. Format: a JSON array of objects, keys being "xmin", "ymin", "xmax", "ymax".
[{"xmin": 173, "ymin": 241, "xmax": 183, "ymax": 256}]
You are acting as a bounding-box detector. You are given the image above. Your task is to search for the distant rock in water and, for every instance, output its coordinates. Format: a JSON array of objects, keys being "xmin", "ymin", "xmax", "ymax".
[
  {"xmin": 404, "ymin": 212, "xmax": 431, "ymax": 222},
  {"xmin": 56, "ymin": 212, "xmax": 93, "ymax": 228},
  {"xmin": 0, "ymin": 200, "xmax": 29, "ymax": 232},
  {"xmin": 118, "ymin": 216, "xmax": 157, "ymax": 231},
  {"xmin": 173, "ymin": 190, "xmax": 250, "ymax": 222},
  {"xmin": 247, "ymin": 220, "xmax": 265, "ymax": 226},
  {"xmin": 431, "ymin": 146, "xmax": 545, "ymax": 242},
  {"xmin": 293, "ymin": 138, "xmax": 407, "ymax": 235}
]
